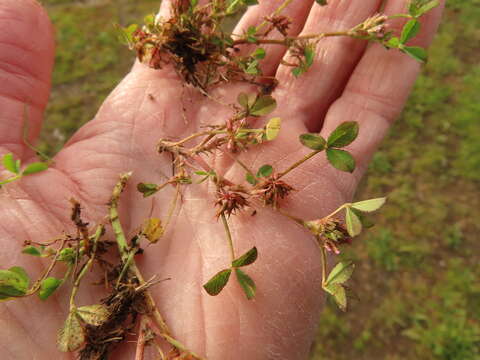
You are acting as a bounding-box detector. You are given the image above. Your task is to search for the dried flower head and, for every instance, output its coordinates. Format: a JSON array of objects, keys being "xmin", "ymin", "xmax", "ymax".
[
  {"xmin": 263, "ymin": 15, "xmax": 292, "ymax": 37},
  {"xmin": 252, "ymin": 176, "xmax": 294, "ymax": 208},
  {"xmin": 350, "ymin": 13, "xmax": 389, "ymax": 40},
  {"xmin": 304, "ymin": 217, "xmax": 351, "ymax": 254},
  {"xmin": 215, "ymin": 187, "xmax": 249, "ymax": 218}
]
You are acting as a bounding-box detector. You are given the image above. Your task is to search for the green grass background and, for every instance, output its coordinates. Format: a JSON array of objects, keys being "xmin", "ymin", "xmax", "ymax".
[{"xmin": 40, "ymin": 1, "xmax": 479, "ymax": 359}]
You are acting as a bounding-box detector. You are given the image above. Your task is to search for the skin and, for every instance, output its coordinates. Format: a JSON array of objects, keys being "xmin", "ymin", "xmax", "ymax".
[{"xmin": 0, "ymin": 0, "xmax": 444, "ymax": 359}]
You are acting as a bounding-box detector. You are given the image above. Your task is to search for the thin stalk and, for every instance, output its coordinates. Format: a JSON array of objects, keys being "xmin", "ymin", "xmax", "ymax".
[
  {"xmin": 276, "ymin": 207, "xmax": 305, "ymax": 227},
  {"xmin": 221, "ymin": 213, "xmax": 235, "ymax": 260},
  {"xmin": 0, "ymin": 175, "xmax": 22, "ymax": 186},
  {"xmin": 225, "ymin": 152, "xmax": 255, "ymax": 178},
  {"xmin": 152, "ymin": 338, "xmax": 166, "ymax": 360},
  {"xmin": 233, "ymin": 30, "xmax": 351, "ymax": 46},
  {"xmin": 191, "ymin": 127, "xmax": 225, "ymax": 154},
  {"xmin": 135, "ymin": 316, "xmax": 148, "ymax": 360},
  {"xmin": 255, "ymin": 0, "xmax": 294, "ymax": 33},
  {"xmin": 161, "ymin": 334, "xmax": 206, "ymax": 360},
  {"xmin": 109, "ymin": 174, "xmax": 201, "ymax": 357},
  {"xmin": 22, "ymin": 105, "xmax": 52, "ymax": 162},
  {"xmin": 226, "ymin": 0, "xmax": 243, "ymax": 14},
  {"xmin": 170, "ymin": 130, "xmax": 223, "ymax": 147},
  {"xmin": 116, "ymin": 250, "xmax": 135, "ymax": 288},
  {"xmin": 26, "ymin": 238, "xmax": 67, "ymax": 296},
  {"xmin": 190, "ymin": 155, "xmax": 235, "ymax": 186},
  {"xmin": 277, "ymin": 150, "xmax": 321, "ymax": 179},
  {"xmin": 320, "ymin": 240, "xmax": 327, "ymax": 287},
  {"xmin": 324, "ymin": 204, "xmax": 347, "ymax": 220},
  {"xmin": 297, "ymin": 31, "xmax": 350, "ymax": 40},
  {"xmin": 69, "ymin": 225, "xmax": 103, "ymax": 309},
  {"xmin": 110, "ymin": 172, "xmax": 132, "ymax": 262}
]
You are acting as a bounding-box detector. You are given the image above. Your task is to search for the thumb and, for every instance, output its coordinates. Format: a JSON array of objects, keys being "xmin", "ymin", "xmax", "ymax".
[{"xmin": 0, "ymin": 0, "xmax": 55, "ymax": 159}]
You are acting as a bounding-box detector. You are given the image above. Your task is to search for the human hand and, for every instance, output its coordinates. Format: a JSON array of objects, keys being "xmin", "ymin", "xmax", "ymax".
[{"xmin": 0, "ymin": 0, "xmax": 444, "ymax": 359}]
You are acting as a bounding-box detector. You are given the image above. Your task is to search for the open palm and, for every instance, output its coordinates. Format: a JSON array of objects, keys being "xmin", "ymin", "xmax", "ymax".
[{"xmin": 0, "ymin": 0, "xmax": 443, "ymax": 359}]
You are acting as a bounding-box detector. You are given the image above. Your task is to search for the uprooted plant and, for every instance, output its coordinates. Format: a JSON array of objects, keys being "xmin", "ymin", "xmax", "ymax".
[{"xmin": 0, "ymin": 0, "xmax": 440, "ymax": 358}]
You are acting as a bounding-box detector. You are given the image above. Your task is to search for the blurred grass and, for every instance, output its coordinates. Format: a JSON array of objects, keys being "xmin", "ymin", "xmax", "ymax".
[
  {"xmin": 40, "ymin": 1, "xmax": 479, "ymax": 359},
  {"xmin": 311, "ymin": 1, "xmax": 480, "ymax": 359}
]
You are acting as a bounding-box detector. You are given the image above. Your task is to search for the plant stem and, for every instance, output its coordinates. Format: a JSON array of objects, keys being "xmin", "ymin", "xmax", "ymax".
[
  {"xmin": 276, "ymin": 207, "xmax": 305, "ymax": 226},
  {"xmin": 172, "ymin": 131, "xmax": 211, "ymax": 146},
  {"xmin": 116, "ymin": 250, "xmax": 136, "ymax": 288},
  {"xmin": 69, "ymin": 224, "xmax": 103, "ymax": 309},
  {"xmin": 320, "ymin": 240, "xmax": 327, "ymax": 287},
  {"xmin": 277, "ymin": 150, "xmax": 321, "ymax": 179},
  {"xmin": 221, "ymin": 213, "xmax": 235, "ymax": 260},
  {"xmin": 233, "ymin": 30, "xmax": 351, "ymax": 46},
  {"xmin": 109, "ymin": 174, "xmax": 203, "ymax": 358},
  {"xmin": 110, "ymin": 172, "xmax": 132, "ymax": 262},
  {"xmin": 155, "ymin": 180, "xmax": 172, "ymax": 194},
  {"xmin": 0, "ymin": 174, "xmax": 22, "ymax": 186},
  {"xmin": 135, "ymin": 316, "xmax": 148, "ymax": 360},
  {"xmin": 324, "ymin": 204, "xmax": 347, "ymax": 220},
  {"xmin": 22, "ymin": 105, "xmax": 52, "ymax": 163},
  {"xmin": 190, "ymin": 155, "xmax": 235, "ymax": 186},
  {"xmin": 26, "ymin": 237, "xmax": 67, "ymax": 296},
  {"xmin": 226, "ymin": 153, "xmax": 255, "ymax": 178},
  {"xmin": 255, "ymin": 0, "xmax": 294, "ymax": 33}
]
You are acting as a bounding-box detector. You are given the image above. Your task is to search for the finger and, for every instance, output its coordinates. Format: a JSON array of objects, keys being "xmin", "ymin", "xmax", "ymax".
[
  {"xmin": 274, "ymin": 0, "xmax": 383, "ymax": 131},
  {"xmin": 319, "ymin": 0, "xmax": 445, "ymax": 190},
  {"xmin": 232, "ymin": 0, "xmax": 314, "ymax": 76},
  {"xmin": 0, "ymin": 0, "xmax": 54, "ymax": 159}
]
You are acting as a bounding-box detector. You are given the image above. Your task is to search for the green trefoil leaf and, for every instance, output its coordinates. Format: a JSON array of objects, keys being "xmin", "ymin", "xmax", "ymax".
[
  {"xmin": 325, "ymin": 262, "xmax": 355, "ymax": 286},
  {"xmin": 203, "ymin": 269, "xmax": 232, "ymax": 296},
  {"xmin": 250, "ymin": 95, "xmax": 277, "ymax": 117},
  {"xmin": 235, "ymin": 268, "xmax": 256, "ymax": 300},
  {"xmin": 22, "ymin": 162, "xmax": 48, "ymax": 176},
  {"xmin": 137, "ymin": 183, "xmax": 159, "ymax": 197},
  {"xmin": 265, "ymin": 117, "xmax": 281, "ymax": 141},
  {"xmin": 400, "ymin": 19, "xmax": 421, "ymax": 44},
  {"xmin": 350, "ymin": 197, "xmax": 387, "ymax": 212},
  {"xmin": 324, "ymin": 283, "xmax": 347, "ymax": 311},
  {"xmin": 257, "ymin": 164, "xmax": 273, "ymax": 178},
  {"xmin": 232, "ymin": 247, "xmax": 258, "ymax": 267},
  {"xmin": 327, "ymin": 121, "xmax": 359, "ymax": 148},
  {"xmin": 326, "ymin": 149, "xmax": 356, "ymax": 173},
  {"xmin": 22, "ymin": 245, "xmax": 42, "ymax": 256},
  {"xmin": 2, "ymin": 153, "xmax": 19, "ymax": 174},
  {"xmin": 345, "ymin": 207, "xmax": 362, "ymax": 237},
  {"xmin": 299, "ymin": 133, "xmax": 326, "ymax": 151},
  {"xmin": 400, "ymin": 45, "xmax": 428, "ymax": 63},
  {"xmin": 38, "ymin": 277, "xmax": 63, "ymax": 301},
  {"xmin": 0, "ymin": 266, "xmax": 30, "ymax": 300}
]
